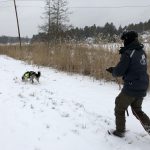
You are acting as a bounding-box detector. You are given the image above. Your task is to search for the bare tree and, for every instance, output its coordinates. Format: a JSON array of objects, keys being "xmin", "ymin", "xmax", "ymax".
[
  {"xmin": 39, "ymin": 0, "xmax": 70, "ymax": 44},
  {"xmin": 39, "ymin": 0, "xmax": 52, "ymax": 44}
]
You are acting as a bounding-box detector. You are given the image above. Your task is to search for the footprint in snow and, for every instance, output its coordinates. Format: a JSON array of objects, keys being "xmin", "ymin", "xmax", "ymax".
[
  {"xmin": 29, "ymin": 92, "xmax": 36, "ymax": 97},
  {"xmin": 30, "ymin": 104, "xmax": 34, "ymax": 109},
  {"xmin": 34, "ymin": 148, "xmax": 41, "ymax": 150},
  {"xmin": 46, "ymin": 124, "xmax": 50, "ymax": 129},
  {"xmin": 18, "ymin": 93, "xmax": 25, "ymax": 98},
  {"xmin": 60, "ymin": 112, "xmax": 70, "ymax": 118},
  {"xmin": 71, "ymin": 129, "xmax": 80, "ymax": 135}
]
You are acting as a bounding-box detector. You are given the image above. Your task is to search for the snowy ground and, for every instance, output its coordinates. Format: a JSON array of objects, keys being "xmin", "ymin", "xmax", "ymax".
[{"xmin": 0, "ymin": 55, "xmax": 150, "ymax": 150}]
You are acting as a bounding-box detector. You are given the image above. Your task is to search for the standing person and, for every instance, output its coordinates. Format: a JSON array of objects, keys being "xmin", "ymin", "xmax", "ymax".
[{"xmin": 106, "ymin": 30, "xmax": 150, "ymax": 137}]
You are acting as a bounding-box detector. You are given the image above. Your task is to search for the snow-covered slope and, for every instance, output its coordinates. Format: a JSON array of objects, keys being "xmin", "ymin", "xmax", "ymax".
[{"xmin": 0, "ymin": 55, "xmax": 150, "ymax": 150}]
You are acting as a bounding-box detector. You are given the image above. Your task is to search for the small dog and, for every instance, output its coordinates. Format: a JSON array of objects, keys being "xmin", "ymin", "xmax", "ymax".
[{"xmin": 22, "ymin": 71, "xmax": 41, "ymax": 83}]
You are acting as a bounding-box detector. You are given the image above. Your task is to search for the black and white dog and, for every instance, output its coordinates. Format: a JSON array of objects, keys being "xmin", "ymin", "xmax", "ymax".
[{"xmin": 22, "ymin": 71, "xmax": 41, "ymax": 83}]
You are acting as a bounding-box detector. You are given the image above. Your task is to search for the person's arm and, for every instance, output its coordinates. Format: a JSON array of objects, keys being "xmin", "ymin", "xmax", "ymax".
[{"xmin": 112, "ymin": 53, "xmax": 130, "ymax": 77}]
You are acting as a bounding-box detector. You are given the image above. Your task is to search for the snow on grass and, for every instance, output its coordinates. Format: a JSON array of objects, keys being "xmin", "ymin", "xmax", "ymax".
[{"xmin": 0, "ymin": 55, "xmax": 150, "ymax": 150}]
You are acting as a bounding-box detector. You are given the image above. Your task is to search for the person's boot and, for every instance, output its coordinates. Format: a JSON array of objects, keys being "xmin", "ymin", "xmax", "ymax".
[{"xmin": 112, "ymin": 130, "xmax": 125, "ymax": 137}]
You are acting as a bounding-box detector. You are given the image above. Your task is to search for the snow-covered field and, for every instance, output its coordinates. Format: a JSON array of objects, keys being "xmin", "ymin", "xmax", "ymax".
[
  {"xmin": 0, "ymin": 55, "xmax": 150, "ymax": 150},
  {"xmin": 101, "ymin": 43, "xmax": 150, "ymax": 51}
]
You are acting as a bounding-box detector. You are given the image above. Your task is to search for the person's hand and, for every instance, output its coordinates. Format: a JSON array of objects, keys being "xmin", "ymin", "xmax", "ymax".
[{"xmin": 106, "ymin": 67, "xmax": 114, "ymax": 73}]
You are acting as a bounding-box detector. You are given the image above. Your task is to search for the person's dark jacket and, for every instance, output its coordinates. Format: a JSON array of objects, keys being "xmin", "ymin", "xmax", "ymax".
[{"xmin": 112, "ymin": 40, "xmax": 149, "ymax": 97}]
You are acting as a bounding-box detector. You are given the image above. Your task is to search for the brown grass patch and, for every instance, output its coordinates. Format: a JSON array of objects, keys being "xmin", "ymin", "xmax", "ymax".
[{"xmin": 0, "ymin": 43, "xmax": 149, "ymax": 85}]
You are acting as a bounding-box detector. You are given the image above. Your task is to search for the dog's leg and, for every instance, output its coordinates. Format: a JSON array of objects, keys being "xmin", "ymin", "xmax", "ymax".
[
  {"xmin": 22, "ymin": 76, "xmax": 26, "ymax": 82},
  {"xmin": 37, "ymin": 78, "xmax": 39, "ymax": 83},
  {"xmin": 30, "ymin": 76, "xmax": 34, "ymax": 84}
]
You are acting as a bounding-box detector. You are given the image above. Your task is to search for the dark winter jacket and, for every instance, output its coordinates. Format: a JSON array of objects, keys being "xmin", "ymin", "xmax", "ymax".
[{"xmin": 112, "ymin": 40, "xmax": 149, "ymax": 97}]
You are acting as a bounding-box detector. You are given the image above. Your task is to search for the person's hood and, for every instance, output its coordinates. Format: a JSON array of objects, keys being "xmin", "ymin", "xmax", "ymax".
[{"xmin": 119, "ymin": 40, "xmax": 144, "ymax": 54}]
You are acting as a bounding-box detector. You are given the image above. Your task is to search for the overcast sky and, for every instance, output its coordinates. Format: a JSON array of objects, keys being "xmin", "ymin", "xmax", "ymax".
[{"xmin": 0, "ymin": 0, "xmax": 150, "ymax": 37}]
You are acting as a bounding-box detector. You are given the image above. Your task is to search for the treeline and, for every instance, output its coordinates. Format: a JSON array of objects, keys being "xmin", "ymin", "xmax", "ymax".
[
  {"xmin": 126, "ymin": 19, "xmax": 150, "ymax": 32},
  {"xmin": 0, "ymin": 36, "xmax": 30, "ymax": 44},
  {"xmin": 31, "ymin": 22, "xmax": 120, "ymax": 43},
  {"xmin": 1, "ymin": 20, "xmax": 150, "ymax": 44},
  {"xmin": 32, "ymin": 19, "xmax": 150, "ymax": 43}
]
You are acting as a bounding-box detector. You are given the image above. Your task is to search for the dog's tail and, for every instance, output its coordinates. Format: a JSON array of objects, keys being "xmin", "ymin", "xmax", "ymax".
[{"xmin": 37, "ymin": 71, "xmax": 41, "ymax": 77}]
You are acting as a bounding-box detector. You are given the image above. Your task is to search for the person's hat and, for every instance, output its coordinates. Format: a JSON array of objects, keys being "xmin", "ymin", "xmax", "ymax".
[{"xmin": 121, "ymin": 30, "xmax": 138, "ymax": 46}]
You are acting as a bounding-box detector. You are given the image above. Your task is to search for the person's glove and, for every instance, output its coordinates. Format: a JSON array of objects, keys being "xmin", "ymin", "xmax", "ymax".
[{"xmin": 106, "ymin": 67, "xmax": 114, "ymax": 73}]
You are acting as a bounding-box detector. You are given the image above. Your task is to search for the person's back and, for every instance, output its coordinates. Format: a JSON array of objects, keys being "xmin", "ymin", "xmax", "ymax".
[{"xmin": 113, "ymin": 39, "xmax": 149, "ymax": 97}]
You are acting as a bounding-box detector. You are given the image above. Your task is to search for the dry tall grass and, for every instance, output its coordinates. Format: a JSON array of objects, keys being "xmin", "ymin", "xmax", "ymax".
[{"xmin": 0, "ymin": 43, "xmax": 150, "ymax": 84}]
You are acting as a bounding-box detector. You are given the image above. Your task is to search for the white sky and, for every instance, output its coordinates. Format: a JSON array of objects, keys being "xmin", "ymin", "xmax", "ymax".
[{"xmin": 0, "ymin": 0, "xmax": 150, "ymax": 37}]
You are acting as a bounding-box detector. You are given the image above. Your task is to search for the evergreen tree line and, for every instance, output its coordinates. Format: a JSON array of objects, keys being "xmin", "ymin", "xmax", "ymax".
[
  {"xmin": 1, "ymin": 0, "xmax": 150, "ymax": 44},
  {"xmin": 32, "ymin": 19, "xmax": 150, "ymax": 43},
  {"xmin": 31, "ymin": 0, "xmax": 150, "ymax": 43},
  {"xmin": 125, "ymin": 19, "xmax": 150, "ymax": 33},
  {"xmin": 0, "ymin": 36, "xmax": 30, "ymax": 44},
  {"xmin": 1, "ymin": 20, "xmax": 150, "ymax": 44}
]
